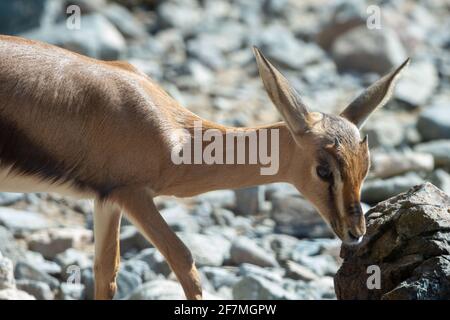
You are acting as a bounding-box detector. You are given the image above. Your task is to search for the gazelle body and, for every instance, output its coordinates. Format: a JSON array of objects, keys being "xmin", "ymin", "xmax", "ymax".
[{"xmin": 0, "ymin": 35, "xmax": 409, "ymax": 300}]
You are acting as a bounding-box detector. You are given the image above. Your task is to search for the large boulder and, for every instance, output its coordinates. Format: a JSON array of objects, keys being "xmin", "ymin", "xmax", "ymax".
[{"xmin": 335, "ymin": 183, "xmax": 450, "ymax": 299}]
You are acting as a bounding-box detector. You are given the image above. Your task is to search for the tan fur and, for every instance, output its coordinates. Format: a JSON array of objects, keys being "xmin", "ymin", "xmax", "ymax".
[{"xmin": 0, "ymin": 36, "xmax": 408, "ymax": 299}]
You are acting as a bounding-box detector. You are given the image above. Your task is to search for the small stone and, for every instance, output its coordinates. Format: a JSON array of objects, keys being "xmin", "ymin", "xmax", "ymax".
[
  {"xmin": 429, "ymin": 169, "xmax": 450, "ymax": 195},
  {"xmin": 271, "ymin": 191, "xmax": 333, "ymax": 238},
  {"xmin": 232, "ymin": 275, "xmax": 297, "ymax": 300},
  {"xmin": 234, "ymin": 186, "xmax": 268, "ymax": 215},
  {"xmin": 176, "ymin": 233, "xmax": 231, "ymax": 267},
  {"xmin": 15, "ymin": 279, "xmax": 54, "ymax": 300},
  {"xmin": 21, "ymin": 251, "xmax": 61, "ymax": 276},
  {"xmin": 370, "ymin": 149, "xmax": 434, "ymax": 179},
  {"xmin": 102, "ymin": 3, "xmax": 147, "ymax": 39},
  {"xmin": 58, "ymin": 283, "xmax": 85, "ymax": 300},
  {"xmin": 14, "ymin": 261, "xmax": 60, "ymax": 290},
  {"xmin": 417, "ymin": 104, "xmax": 450, "ymax": 141},
  {"xmin": 22, "ymin": 14, "xmax": 126, "ymax": 60},
  {"xmin": 331, "ymin": 26, "xmax": 407, "ymax": 74},
  {"xmin": 230, "ymin": 237, "xmax": 279, "ymax": 268},
  {"xmin": 414, "ymin": 140, "xmax": 450, "ymax": 167},
  {"xmin": 160, "ymin": 205, "xmax": 200, "ymax": 233},
  {"xmin": 201, "ymin": 266, "xmax": 240, "ymax": 290},
  {"xmin": 133, "ymin": 248, "xmax": 171, "ymax": 277},
  {"xmin": 285, "ymin": 261, "xmax": 320, "ymax": 281},
  {"xmin": 395, "ymin": 60, "xmax": 438, "ymax": 107},
  {"xmin": 291, "ymin": 254, "xmax": 339, "ymax": 277},
  {"xmin": 114, "ymin": 268, "xmax": 142, "ymax": 300},
  {"xmin": 126, "ymin": 279, "xmax": 185, "ymax": 300},
  {"xmin": 0, "ymin": 253, "xmax": 15, "ymax": 290},
  {"xmin": 361, "ymin": 173, "xmax": 424, "ymax": 204},
  {"xmin": 27, "ymin": 228, "xmax": 92, "ymax": 260},
  {"xmin": 0, "ymin": 208, "xmax": 53, "ymax": 234},
  {"xmin": 0, "ymin": 288, "xmax": 36, "ymax": 300},
  {"xmin": 55, "ymin": 249, "xmax": 92, "ymax": 281},
  {"xmin": 238, "ymin": 263, "xmax": 284, "ymax": 283},
  {"xmin": 120, "ymin": 225, "xmax": 152, "ymax": 253},
  {"xmin": 0, "ymin": 192, "xmax": 24, "ymax": 206},
  {"xmin": 195, "ymin": 190, "xmax": 236, "ymax": 209}
]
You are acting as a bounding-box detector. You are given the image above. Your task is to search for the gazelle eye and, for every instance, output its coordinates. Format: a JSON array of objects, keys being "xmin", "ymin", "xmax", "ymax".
[{"xmin": 316, "ymin": 165, "xmax": 332, "ymax": 180}]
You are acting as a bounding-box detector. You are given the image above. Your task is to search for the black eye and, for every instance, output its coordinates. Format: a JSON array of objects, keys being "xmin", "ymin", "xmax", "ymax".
[{"xmin": 316, "ymin": 165, "xmax": 332, "ymax": 180}]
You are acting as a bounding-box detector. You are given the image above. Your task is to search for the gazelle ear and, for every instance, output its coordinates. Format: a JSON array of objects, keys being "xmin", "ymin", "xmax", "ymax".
[
  {"xmin": 253, "ymin": 46, "xmax": 311, "ymax": 135},
  {"xmin": 340, "ymin": 58, "xmax": 410, "ymax": 129}
]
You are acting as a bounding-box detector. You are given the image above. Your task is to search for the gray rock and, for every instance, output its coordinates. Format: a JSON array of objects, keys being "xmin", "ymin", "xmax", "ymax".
[
  {"xmin": 361, "ymin": 173, "xmax": 424, "ymax": 204},
  {"xmin": 316, "ymin": 0, "xmax": 366, "ymax": 50},
  {"xmin": 196, "ymin": 190, "xmax": 236, "ymax": 209},
  {"xmin": 285, "ymin": 261, "xmax": 320, "ymax": 281},
  {"xmin": 122, "ymin": 259, "xmax": 156, "ymax": 283},
  {"xmin": 157, "ymin": 0, "xmax": 202, "ymax": 33},
  {"xmin": 0, "ymin": 288, "xmax": 36, "ymax": 300},
  {"xmin": 27, "ymin": 228, "xmax": 92, "ymax": 259},
  {"xmin": 261, "ymin": 234, "xmax": 299, "ymax": 262},
  {"xmin": 211, "ymin": 208, "xmax": 235, "ymax": 226},
  {"xmin": 21, "ymin": 251, "xmax": 62, "ymax": 275},
  {"xmin": 362, "ymin": 116, "xmax": 407, "ymax": 148},
  {"xmin": 22, "ymin": 14, "xmax": 126, "ymax": 60},
  {"xmin": 200, "ymin": 266, "xmax": 240, "ymax": 290},
  {"xmin": 271, "ymin": 191, "xmax": 333, "ymax": 238},
  {"xmin": 335, "ymin": 183, "xmax": 450, "ymax": 299},
  {"xmin": 230, "ymin": 237, "xmax": 279, "ymax": 268},
  {"xmin": 186, "ymin": 34, "xmax": 226, "ymax": 70},
  {"xmin": 161, "ymin": 205, "xmax": 200, "ymax": 233},
  {"xmin": 395, "ymin": 60, "xmax": 438, "ymax": 107},
  {"xmin": 120, "ymin": 225, "xmax": 152, "ymax": 253},
  {"xmin": 81, "ymin": 268, "xmax": 95, "ymax": 300},
  {"xmin": 232, "ymin": 275, "xmax": 297, "ymax": 300},
  {"xmin": 331, "ymin": 26, "xmax": 407, "ymax": 74},
  {"xmin": 291, "ymin": 254, "xmax": 339, "ymax": 277},
  {"xmin": 176, "ymin": 232, "xmax": 231, "ymax": 267},
  {"xmin": 126, "ymin": 279, "xmax": 185, "ymax": 300},
  {"xmin": 294, "ymin": 276, "xmax": 336, "ymax": 299},
  {"xmin": 0, "ymin": 226, "xmax": 27, "ymax": 264},
  {"xmin": 15, "ymin": 279, "xmax": 54, "ymax": 300},
  {"xmin": 0, "ymin": 208, "xmax": 53, "ymax": 234},
  {"xmin": 414, "ymin": 140, "xmax": 450, "ymax": 167},
  {"xmin": 58, "ymin": 283, "xmax": 85, "ymax": 300},
  {"xmin": 370, "ymin": 150, "xmax": 434, "ymax": 179},
  {"xmin": 0, "ymin": 253, "xmax": 15, "ymax": 290},
  {"xmin": 15, "ymin": 261, "xmax": 60, "ymax": 290},
  {"xmin": 55, "ymin": 249, "xmax": 92, "ymax": 280},
  {"xmin": 0, "ymin": 192, "xmax": 24, "ymax": 206},
  {"xmin": 417, "ymin": 104, "xmax": 450, "ymax": 140},
  {"xmin": 429, "ymin": 169, "xmax": 450, "ymax": 195},
  {"xmin": 102, "ymin": 4, "xmax": 147, "ymax": 39},
  {"xmin": 291, "ymin": 238, "xmax": 341, "ymax": 258},
  {"xmin": 255, "ymin": 24, "xmax": 325, "ymax": 70},
  {"xmin": 0, "ymin": 0, "xmax": 47, "ymax": 35},
  {"xmin": 234, "ymin": 186, "xmax": 268, "ymax": 215},
  {"xmin": 238, "ymin": 263, "xmax": 284, "ymax": 283},
  {"xmin": 115, "ymin": 268, "xmax": 142, "ymax": 300},
  {"xmin": 133, "ymin": 248, "xmax": 171, "ymax": 277}
]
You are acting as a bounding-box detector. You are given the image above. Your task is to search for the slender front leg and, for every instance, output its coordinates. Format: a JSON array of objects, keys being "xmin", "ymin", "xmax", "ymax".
[
  {"xmin": 93, "ymin": 199, "xmax": 122, "ymax": 300},
  {"xmin": 111, "ymin": 186, "xmax": 202, "ymax": 300}
]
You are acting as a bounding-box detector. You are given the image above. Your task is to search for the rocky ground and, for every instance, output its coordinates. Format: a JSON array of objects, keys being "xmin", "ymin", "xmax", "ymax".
[{"xmin": 0, "ymin": 0, "xmax": 449, "ymax": 300}]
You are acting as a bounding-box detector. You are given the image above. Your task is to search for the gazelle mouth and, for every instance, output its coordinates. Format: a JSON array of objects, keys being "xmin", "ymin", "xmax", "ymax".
[{"xmin": 345, "ymin": 231, "xmax": 363, "ymax": 245}]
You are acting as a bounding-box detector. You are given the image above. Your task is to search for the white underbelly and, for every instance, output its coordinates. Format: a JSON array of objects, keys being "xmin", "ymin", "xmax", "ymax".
[{"xmin": 0, "ymin": 166, "xmax": 94, "ymax": 199}]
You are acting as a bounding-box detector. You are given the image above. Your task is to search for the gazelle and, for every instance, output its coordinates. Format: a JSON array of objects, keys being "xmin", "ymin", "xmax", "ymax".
[{"xmin": 0, "ymin": 35, "xmax": 409, "ymax": 300}]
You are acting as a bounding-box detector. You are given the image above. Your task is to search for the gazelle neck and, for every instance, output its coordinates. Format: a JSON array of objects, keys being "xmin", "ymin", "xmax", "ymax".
[{"xmin": 156, "ymin": 121, "xmax": 297, "ymax": 197}]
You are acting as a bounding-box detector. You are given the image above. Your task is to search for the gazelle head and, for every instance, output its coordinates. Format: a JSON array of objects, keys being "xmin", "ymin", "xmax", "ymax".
[{"xmin": 253, "ymin": 47, "xmax": 409, "ymax": 245}]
